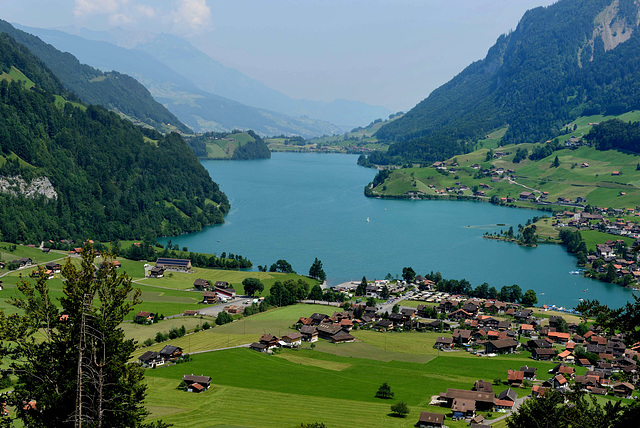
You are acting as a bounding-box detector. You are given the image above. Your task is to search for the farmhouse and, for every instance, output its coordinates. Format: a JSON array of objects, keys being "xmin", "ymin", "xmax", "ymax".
[
  {"xmin": 299, "ymin": 325, "xmax": 318, "ymax": 342},
  {"xmin": 280, "ymin": 333, "xmax": 303, "ymax": 348},
  {"xmin": 147, "ymin": 266, "xmax": 164, "ymax": 278},
  {"xmin": 159, "ymin": 345, "xmax": 183, "ymax": 361},
  {"xmin": 182, "ymin": 375, "xmax": 211, "ymax": 392},
  {"xmin": 193, "ymin": 278, "xmax": 210, "ymax": 290},
  {"xmin": 155, "ymin": 258, "xmax": 192, "ymax": 272},
  {"xmin": 134, "ymin": 311, "xmax": 154, "ymax": 323},
  {"xmin": 485, "ymin": 338, "xmax": 518, "ymax": 354},
  {"xmin": 202, "ymin": 291, "xmax": 218, "ymax": 304},
  {"xmin": 434, "ymin": 337, "xmax": 454, "ymax": 349},
  {"xmin": 417, "ymin": 411, "xmax": 445, "ymax": 428},
  {"xmin": 439, "ymin": 389, "xmax": 496, "ymax": 411},
  {"xmin": 138, "ymin": 351, "xmax": 163, "ymax": 368}
]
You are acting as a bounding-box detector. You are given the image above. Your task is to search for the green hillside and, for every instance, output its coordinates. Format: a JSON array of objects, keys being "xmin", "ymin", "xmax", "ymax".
[
  {"xmin": 0, "ymin": 33, "xmax": 228, "ymax": 243},
  {"xmin": 367, "ymin": 0, "xmax": 640, "ymax": 165},
  {"xmin": 0, "ymin": 19, "xmax": 190, "ymax": 134},
  {"xmin": 184, "ymin": 130, "xmax": 271, "ymax": 160},
  {"xmin": 368, "ymin": 118, "xmax": 640, "ymax": 210}
]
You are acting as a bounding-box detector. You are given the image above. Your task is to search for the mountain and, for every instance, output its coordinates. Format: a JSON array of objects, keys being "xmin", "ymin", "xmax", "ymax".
[
  {"xmin": 0, "ymin": 20, "xmax": 190, "ymax": 134},
  {"xmin": 14, "ymin": 25, "xmax": 345, "ymax": 137},
  {"xmin": 136, "ymin": 34, "xmax": 392, "ymax": 129},
  {"xmin": 369, "ymin": 0, "xmax": 640, "ymax": 165},
  {"xmin": 0, "ymin": 32, "xmax": 228, "ymax": 243}
]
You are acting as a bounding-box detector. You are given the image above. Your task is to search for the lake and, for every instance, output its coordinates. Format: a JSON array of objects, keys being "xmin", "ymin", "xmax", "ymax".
[{"xmin": 159, "ymin": 152, "xmax": 637, "ymax": 309}]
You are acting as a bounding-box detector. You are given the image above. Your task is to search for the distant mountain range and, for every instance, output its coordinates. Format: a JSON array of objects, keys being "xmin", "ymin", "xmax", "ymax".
[
  {"xmin": 367, "ymin": 0, "xmax": 640, "ymax": 164},
  {"xmin": 0, "ymin": 20, "xmax": 190, "ymax": 134},
  {"xmin": 14, "ymin": 24, "xmax": 392, "ymax": 136}
]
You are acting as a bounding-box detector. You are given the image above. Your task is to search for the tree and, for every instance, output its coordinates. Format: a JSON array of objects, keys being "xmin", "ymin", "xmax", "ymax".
[
  {"xmin": 552, "ymin": 155, "xmax": 560, "ymax": 167},
  {"xmin": 555, "ymin": 317, "xmax": 569, "ymax": 333},
  {"xmin": 366, "ymin": 297, "xmax": 377, "ymax": 307},
  {"xmin": 521, "ymin": 289, "xmax": 538, "ymax": 306},
  {"xmin": 356, "ymin": 276, "xmax": 368, "ymax": 296},
  {"xmin": 242, "ymin": 277, "xmax": 264, "ymax": 297},
  {"xmin": 380, "ymin": 286, "xmax": 390, "ymax": 300},
  {"xmin": 375, "ymin": 382, "xmax": 394, "ymax": 399},
  {"xmin": 402, "ymin": 267, "xmax": 416, "ymax": 283},
  {"xmin": 392, "ymin": 304, "xmax": 399, "ymax": 314},
  {"xmin": 308, "ymin": 284, "xmax": 323, "ymax": 301},
  {"xmin": 390, "ymin": 401, "xmax": 410, "ymax": 417},
  {"xmin": 274, "ymin": 259, "xmax": 295, "ymax": 273},
  {"xmin": 216, "ymin": 311, "xmax": 233, "ymax": 325},
  {"xmin": 308, "ymin": 258, "xmax": 326, "ymax": 281},
  {"xmin": 0, "ymin": 246, "xmax": 167, "ymax": 427}
]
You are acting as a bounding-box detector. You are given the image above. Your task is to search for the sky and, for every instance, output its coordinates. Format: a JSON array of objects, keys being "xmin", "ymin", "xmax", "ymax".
[{"xmin": 3, "ymin": 0, "xmax": 558, "ymax": 112}]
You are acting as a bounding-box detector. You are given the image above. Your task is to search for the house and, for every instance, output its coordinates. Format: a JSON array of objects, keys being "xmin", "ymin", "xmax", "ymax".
[
  {"xmin": 299, "ymin": 325, "xmax": 318, "ymax": 342},
  {"xmin": 182, "ymin": 374, "xmax": 211, "ymax": 392},
  {"xmin": 451, "ymin": 398, "xmax": 475, "ymax": 420},
  {"xmin": 612, "ymin": 382, "xmax": 635, "ymax": 397},
  {"xmin": 183, "ymin": 310, "xmax": 199, "ymax": 316},
  {"xmin": 11, "ymin": 257, "xmax": 32, "ymax": 268},
  {"xmin": 452, "ymin": 329, "xmax": 472, "ymax": 344},
  {"xmin": 374, "ymin": 319, "xmax": 394, "ymax": 330},
  {"xmin": 280, "ymin": 332, "xmax": 303, "ymax": 348},
  {"xmin": 495, "ymin": 388, "xmax": 517, "ymax": 410},
  {"xmin": 557, "ymin": 350, "xmax": 575, "ymax": 362},
  {"xmin": 259, "ymin": 334, "xmax": 279, "ymax": 350},
  {"xmin": 214, "ymin": 281, "xmax": 230, "ymax": 289},
  {"xmin": 448, "ymin": 309, "xmax": 473, "ymax": 320},
  {"xmin": 472, "ymin": 380, "xmax": 493, "ymax": 393},
  {"xmin": 159, "ymin": 345, "xmax": 183, "ymax": 361},
  {"xmin": 507, "ymin": 370, "xmax": 524, "ymax": 387},
  {"xmin": 202, "ymin": 291, "xmax": 218, "ymax": 304},
  {"xmin": 552, "ymin": 374, "xmax": 568, "ymax": 390},
  {"xmin": 519, "ymin": 191, "xmax": 535, "ymax": 200},
  {"xmin": 520, "ymin": 366, "xmax": 537, "ymax": 380},
  {"xmin": 439, "ymin": 389, "xmax": 495, "ymax": 411},
  {"xmin": 310, "ymin": 313, "xmax": 329, "ymax": 325},
  {"xmin": 417, "ymin": 411, "xmax": 445, "ymax": 428},
  {"xmin": 330, "ymin": 331, "xmax": 355, "ymax": 343},
  {"xmin": 250, "ymin": 342, "xmax": 269, "ymax": 353},
  {"xmin": 138, "ymin": 351, "xmax": 163, "ymax": 368},
  {"xmin": 531, "ymin": 348, "xmax": 556, "ymax": 361},
  {"xmin": 134, "ymin": 311, "xmax": 154, "ymax": 323},
  {"xmin": 155, "ymin": 258, "xmax": 192, "ymax": 272},
  {"xmin": 147, "ymin": 266, "xmax": 164, "ymax": 278},
  {"xmin": 532, "ymin": 385, "xmax": 547, "ymax": 397},
  {"xmin": 45, "ymin": 262, "xmax": 61, "ymax": 273},
  {"xmin": 434, "ymin": 336, "xmax": 454, "ymax": 349},
  {"xmin": 485, "ymin": 339, "xmax": 519, "ymax": 354},
  {"xmin": 193, "ymin": 278, "xmax": 210, "ymax": 290}
]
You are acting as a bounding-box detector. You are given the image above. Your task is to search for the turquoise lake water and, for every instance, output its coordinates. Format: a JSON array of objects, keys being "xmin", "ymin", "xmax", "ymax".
[{"xmin": 159, "ymin": 152, "xmax": 637, "ymax": 310}]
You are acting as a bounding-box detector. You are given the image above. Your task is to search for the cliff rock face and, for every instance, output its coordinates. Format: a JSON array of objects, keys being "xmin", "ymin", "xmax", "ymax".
[{"xmin": 0, "ymin": 176, "xmax": 57, "ymax": 200}]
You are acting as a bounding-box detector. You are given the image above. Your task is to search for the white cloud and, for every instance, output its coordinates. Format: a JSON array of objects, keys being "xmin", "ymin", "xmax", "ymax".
[
  {"xmin": 173, "ymin": 0, "xmax": 211, "ymax": 32},
  {"xmin": 136, "ymin": 4, "xmax": 156, "ymax": 18},
  {"xmin": 73, "ymin": 0, "xmax": 120, "ymax": 16}
]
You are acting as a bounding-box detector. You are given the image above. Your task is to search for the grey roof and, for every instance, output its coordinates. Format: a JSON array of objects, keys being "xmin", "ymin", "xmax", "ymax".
[
  {"xmin": 498, "ymin": 388, "xmax": 517, "ymax": 402},
  {"xmin": 159, "ymin": 345, "xmax": 181, "ymax": 356}
]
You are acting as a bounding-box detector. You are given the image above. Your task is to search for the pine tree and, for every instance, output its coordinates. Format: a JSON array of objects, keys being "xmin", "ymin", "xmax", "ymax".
[{"xmin": 0, "ymin": 246, "xmax": 167, "ymax": 427}]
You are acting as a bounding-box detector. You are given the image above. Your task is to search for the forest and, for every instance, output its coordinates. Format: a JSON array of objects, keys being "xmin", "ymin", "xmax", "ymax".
[{"xmin": 0, "ymin": 33, "xmax": 228, "ymax": 243}]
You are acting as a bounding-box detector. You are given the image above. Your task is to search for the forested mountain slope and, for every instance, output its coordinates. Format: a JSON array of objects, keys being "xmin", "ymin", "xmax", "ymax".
[
  {"xmin": 0, "ymin": 33, "xmax": 228, "ymax": 243},
  {"xmin": 371, "ymin": 0, "xmax": 640, "ymax": 164},
  {"xmin": 0, "ymin": 20, "xmax": 190, "ymax": 134}
]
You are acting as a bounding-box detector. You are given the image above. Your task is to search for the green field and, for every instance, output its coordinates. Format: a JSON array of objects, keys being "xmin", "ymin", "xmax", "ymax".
[
  {"xmin": 136, "ymin": 267, "xmax": 318, "ymax": 295},
  {"xmin": 142, "ymin": 343, "xmax": 559, "ymax": 427}
]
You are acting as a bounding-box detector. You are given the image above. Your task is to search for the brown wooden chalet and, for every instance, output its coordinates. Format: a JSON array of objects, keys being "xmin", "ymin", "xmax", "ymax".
[
  {"xmin": 451, "ymin": 398, "xmax": 475, "ymax": 419},
  {"xmin": 435, "ymin": 337, "xmax": 454, "ymax": 349},
  {"xmin": 193, "ymin": 278, "xmax": 210, "ymax": 290},
  {"xmin": 299, "ymin": 325, "xmax": 318, "ymax": 342},
  {"xmin": 202, "ymin": 291, "xmax": 218, "ymax": 304},
  {"xmin": 134, "ymin": 311, "xmax": 154, "ymax": 323},
  {"xmin": 531, "ymin": 347, "xmax": 556, "ymax": 361},
  {"xmin": 485, "ymin": 338, "xmax": 518, "ymax": 354},
  {"xmin": 448, "ymin": 309, "xmax": 473, "ymax": 320},
  {"xmin": 182, "ymin": 374, "xmax": 211, "ymax": 392},
  {"xmin": 330, "ymin": 331, "xmax": 355, "ymax": 343},
  {"xmin": 472, "ymin": 380, "xmax": 493, "ymax": 393},
  {"xmin": 310, "ymin": 313, "xmax": 329, "ymax": 325},
  {"xmin": 138, "ymin": 351, "xmax": 163, "ymax": 368},
  {"xmin": 417, "ymin": 411, "xmax": 445, "ymax": 428},
  {"xmin": 612, "ymin": 382, "xmax": 635, "ymax": 397},
  {"xmin": 452, "ymin": 328, "xmax": 472, "ymax": 344},
  {"xmin": 159, "ymin": 345, "xmax": 183, "ymax": 361},
  {"xmin": 439, "ymin": 388, "xmax": 496, "ymax": 411},
  {"xmin": 259, "ymin": 334, "xmax": 279, "ymax": 349}
]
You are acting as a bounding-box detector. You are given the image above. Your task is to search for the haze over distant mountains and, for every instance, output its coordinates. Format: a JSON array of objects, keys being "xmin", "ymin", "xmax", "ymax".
[{"xmin": 15, "ymin": 24, "xmax": 392, "ymax": 136}]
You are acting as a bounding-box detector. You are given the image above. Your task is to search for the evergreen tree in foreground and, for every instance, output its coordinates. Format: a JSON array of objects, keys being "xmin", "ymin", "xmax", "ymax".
[{"xmin": 0, "ymin": 246, "xmax": 168, "ymax": 427}]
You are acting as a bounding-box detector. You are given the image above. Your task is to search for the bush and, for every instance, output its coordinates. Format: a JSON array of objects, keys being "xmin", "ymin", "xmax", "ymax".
[
  {"xmin": 390, "ymin": 401, "xmax": 410, "ymax": 417},
  {"xmin": 143, "ymin": 338, "xmax": 154, "ymax": 347},
  {"xmin": 155, "ymin": 332, "xmax": 167, "ymax": 343}
]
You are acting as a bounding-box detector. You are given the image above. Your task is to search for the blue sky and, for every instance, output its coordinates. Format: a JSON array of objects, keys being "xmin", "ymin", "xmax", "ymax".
[{"xmin": 3, "ymin": 0, "xmax": 557, "ymax": 111}]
